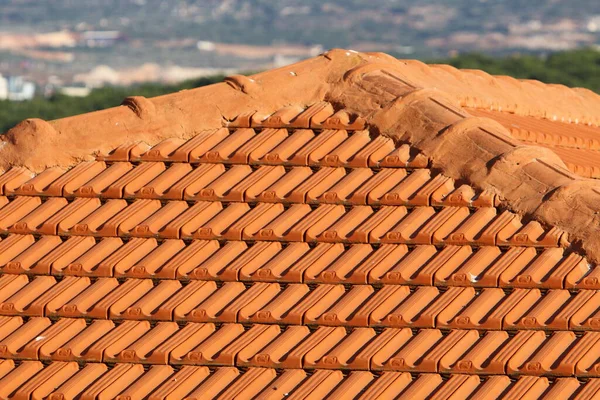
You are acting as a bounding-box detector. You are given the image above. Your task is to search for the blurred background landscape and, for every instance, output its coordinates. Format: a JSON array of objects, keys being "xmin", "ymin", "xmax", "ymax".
[{"xmin": 1, "ymin": 0, "xmax": 600, "ymax": 132}]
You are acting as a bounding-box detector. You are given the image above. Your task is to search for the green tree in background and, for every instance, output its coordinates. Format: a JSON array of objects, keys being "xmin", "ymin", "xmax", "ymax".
[
  {"xmin": 436, "ymin": 49, "xmax": 600, "ymax": 91},
  {"xmin": 2, "ymin": 48, "xmax": 600, "ymax": 133}
]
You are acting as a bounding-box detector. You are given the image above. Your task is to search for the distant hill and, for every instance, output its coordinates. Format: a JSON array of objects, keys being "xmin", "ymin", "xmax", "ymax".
[{"xmin": 3, "ymin": 0, "xmax": 600, "ymax": 56}]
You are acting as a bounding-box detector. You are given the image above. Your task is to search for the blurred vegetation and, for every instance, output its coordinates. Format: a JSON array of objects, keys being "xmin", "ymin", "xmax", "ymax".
[
  {"xmin": 2, "ymin": 48, "xmax": 600, "ymax": 133},
  {"xmin": 437, "ymin": 49, "xmax": 600, "ymax": 92}
]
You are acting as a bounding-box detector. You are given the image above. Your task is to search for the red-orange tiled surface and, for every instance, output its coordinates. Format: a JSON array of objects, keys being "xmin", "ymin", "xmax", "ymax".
[{"xmin": 0, "ymin": 115, "xmax": 599, "ymax": 399}]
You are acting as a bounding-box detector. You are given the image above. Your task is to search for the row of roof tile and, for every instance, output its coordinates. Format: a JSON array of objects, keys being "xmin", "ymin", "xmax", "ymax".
[
  {"xmin": 0, "ymin": 236, "xmax": 579, "ymax": 283},
  {"xmin": 0, "ymin": 238, "xmax": 589, "ymax": 287},
  {"xmin": 0, "ymin": 199, "xmax": 563, "ymax": 246},
  {"xmin": 5, "ymin": 318, "xmax": 600, "ymax": 377},
  {"xmin": 3, "ymin": 361, "xmax": 592, "ymax": 400},
  {"xmin": 547, "ymin": 146, "xmax": 600, "ymax": 180},
  {"xmin": 1, "ymin": 165, "xmax": 490, "ymax": 206},
  {"xmin": 94, "ymin": 128, "xmax": 416, "ymax": 167},
  {"xmin": 6, "ymin": 278, "xmax": 600, "ymax": 329},
  {"xmin": 474, "ymin": 108, "xmax": 600, "ymax": 179},
  {"xmin": 472, "ymin": 109, "xmax": 600, "ymax": 152},
  {"xmin": 225, "ymin": 101, "xmax": 367, "ymax": 130}
]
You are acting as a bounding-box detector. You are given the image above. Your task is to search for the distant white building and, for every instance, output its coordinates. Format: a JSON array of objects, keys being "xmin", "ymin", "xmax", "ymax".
[
  {"xmin": 6, "ymin": 76, "xmax": 35, "ymax": 101},
  {"xmin": 59, "ymin": 86, "xmax": 92, "ymax": 97},
  {"xmin": 0, "ymin": 75, "xmax": 7, "ymax": 100},
  {"xmin": 197, "ymin": 41, "xmax": 216, "ymax": 51},
  {"xmin": 81, "ymin": 31, "xmax": 122, "ymax": 48},
  {"xmin": 273, "ymin": 53, "xmax": 302, "ymax": 68}
]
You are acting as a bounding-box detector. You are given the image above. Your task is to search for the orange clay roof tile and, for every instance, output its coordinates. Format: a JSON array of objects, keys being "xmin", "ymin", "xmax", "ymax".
[
  {"xmin": 3, "ymin": 50, "xmax": 600, "ymax": 396},
  {"xmin": 3, "ymin": 361, "xmax": 600, "ymax": 399},
  {"xmin": 9, "ymin": 278, "xmax": 600, "ymax": 331}
]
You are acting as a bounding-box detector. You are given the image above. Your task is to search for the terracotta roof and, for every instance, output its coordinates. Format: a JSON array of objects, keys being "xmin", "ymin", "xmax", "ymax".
[{"xmin": 3, "ymin": 49, "xmax": 600, "ymax": 398}]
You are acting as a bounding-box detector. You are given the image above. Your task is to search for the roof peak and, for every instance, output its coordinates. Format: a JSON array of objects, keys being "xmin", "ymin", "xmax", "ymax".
[
  {"xmin": 3, "ymin": 49, "xmax": 600, "ymax": 173},
  {"xmin": 3, "ymin": 48, "xmax": 600, "ymax": 263}
]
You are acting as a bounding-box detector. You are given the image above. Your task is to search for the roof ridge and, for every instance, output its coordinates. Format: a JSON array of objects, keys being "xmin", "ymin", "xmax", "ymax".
[
  {"xmin": 3, "ymin": 48, "xmax": 600, "ymax": 173},
  {"xmin": 348, "ymin": 71, "xmax": 600, "ymax": 263},
  {"xmin": 2, "ymin": 48, "xmax": 600, "ymax": 263},
  {"xmin": 421, "ymin": 61, "xmax": 600, "ymax": 125},
  {"xmin": 344, "ymin": 51, "xmax": 600, "ymax": 125}
]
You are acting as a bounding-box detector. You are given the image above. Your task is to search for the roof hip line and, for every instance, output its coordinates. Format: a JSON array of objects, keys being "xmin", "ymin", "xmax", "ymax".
[
  {"xmin": 360, "ymin": 76, "xmax": 600, "ymax": 263},
  {"xmin": 3, "ymin": 48, "xmax": 600, "ymax": 264}
]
